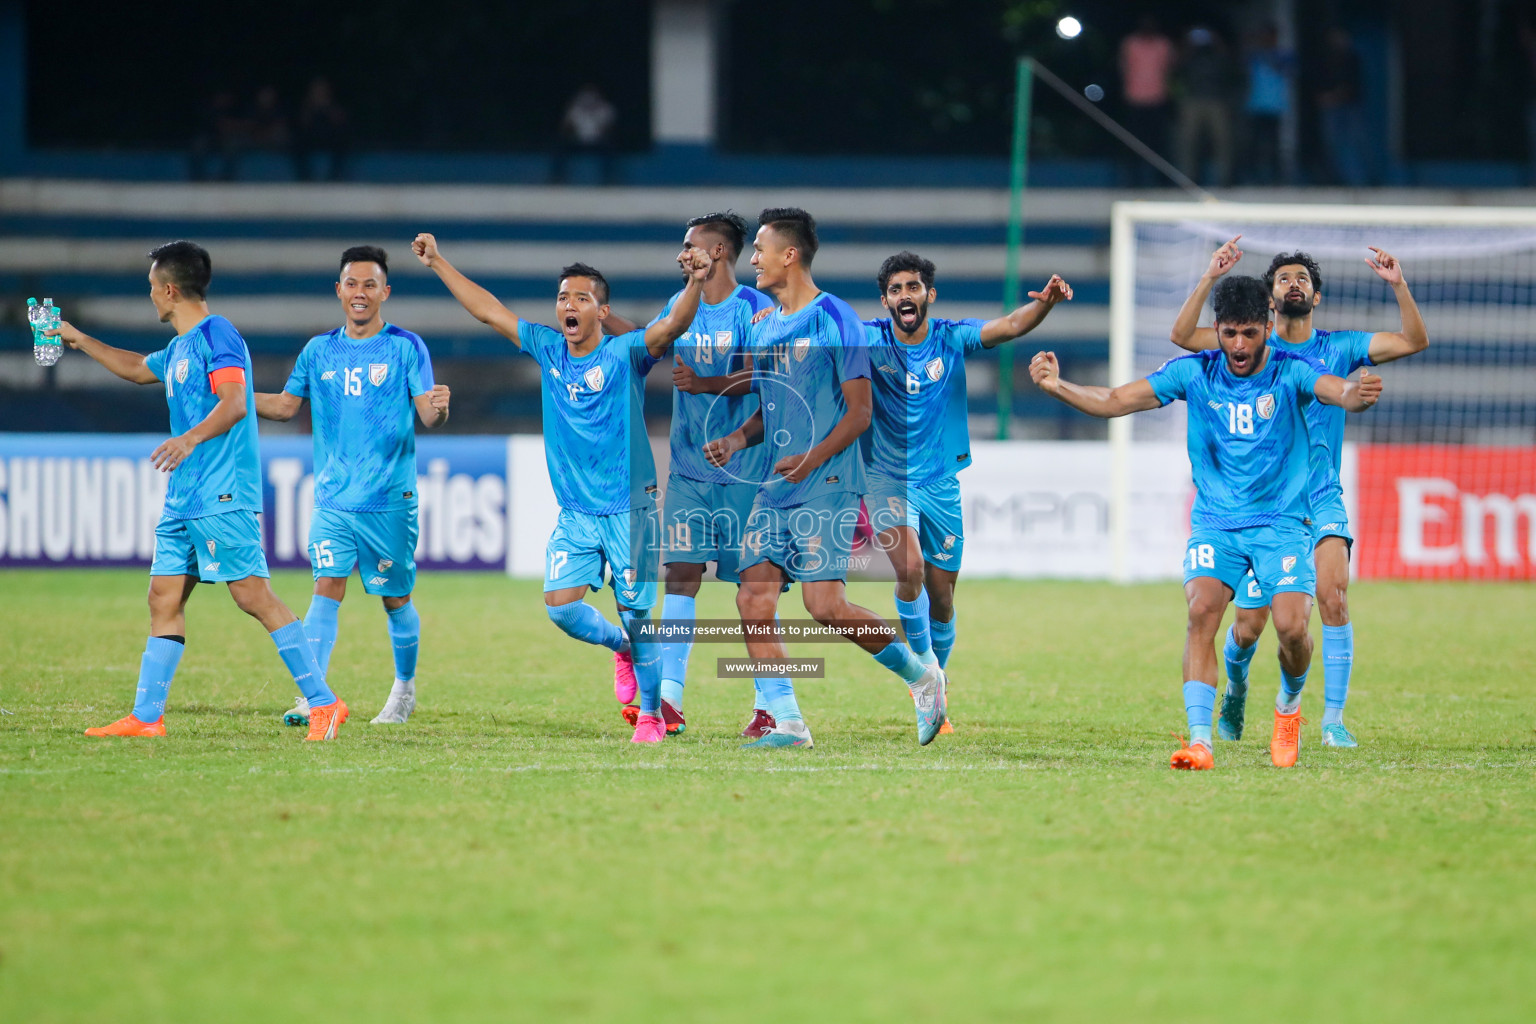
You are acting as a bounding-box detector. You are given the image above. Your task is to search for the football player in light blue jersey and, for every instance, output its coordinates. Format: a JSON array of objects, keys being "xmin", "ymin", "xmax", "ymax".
[
  {"xmin": 607, "ymin": 211, "xmax": 775, "ymax": 737},
  {"xmin": 1031, "ymin": 276, "xmax": 1382, "ymax": 771},
  {"xmin": 702, "ymin": 208, "xmax": 947, "ymax": 749},
  {"xmin": 411, "ymin": 231, "xmax": 712, "ymax": 743},
  {"xmin": 1171, "ymin": 239, "xmax": 1428, "ymax": 749},
  {"xmin": 863, "ymin": 250, "xmax": 1073, "ymax": 731},
  {"xmin": 52, "ymin": 241, "xmax": 346, "ymax": 741},
  {"xmin": 257, "ymin": 246, "xmax": 451, "ymax": 729}
]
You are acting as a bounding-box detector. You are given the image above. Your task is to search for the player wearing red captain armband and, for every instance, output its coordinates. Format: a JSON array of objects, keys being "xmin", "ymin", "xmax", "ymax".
[{"xmin": 49, "ymin": 241, "xmax": 347, "ymax": 741}]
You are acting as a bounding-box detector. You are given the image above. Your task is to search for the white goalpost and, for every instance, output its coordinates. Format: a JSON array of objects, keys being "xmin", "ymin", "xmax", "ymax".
[{"xmin": 1108, "ymin": 201, "xmax": 1536, "ymax": 583}]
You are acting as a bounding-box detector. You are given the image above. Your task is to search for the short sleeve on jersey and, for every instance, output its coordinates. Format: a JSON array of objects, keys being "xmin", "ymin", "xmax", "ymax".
[
  {"xmin": 203, "ymin": 317, "xmax": 247, "ymax": 372},
  {"xmin": 405, "ymin": 331, "xmax": 434, "ymax": 396},
  {"xmin": 145, "ymin": 346, "xmax": 170, "ymax": 383},
  {"xmin": 824, "ymin": 299, "xmax": 871, "ymax": 382},
  {"xmin": 646, "ymin": 290, "xmax": 680, "ymax": 330},
  {"xmin": 1342, "ymin": 329, "xmax": 1376, "ymax": 370},
  {"xmin": 623, "ymin": 329, "xmax": 659, "ymax": 375},
  {"xmin": 1148, "ymin": 353, "xmax": 1199, "ymax": 405},
  {"xmin": 518, "ymin": 320, "xmax": 564, "ymax": 363},
  {"xmin": 1281, "ymin": 351, "xmax": 1327, "ymax": 399},
  {"xmin": 283, "ymin": 342, "xmax": 312, "ymax": 398},
  {"xmin": 953, "ymin": 318, "xmax": 987, "ymax": 353}
]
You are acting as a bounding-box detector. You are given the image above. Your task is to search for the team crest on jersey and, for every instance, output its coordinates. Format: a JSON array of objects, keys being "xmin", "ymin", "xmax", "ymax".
[
  {"xmin": 925, "ymin": 357, "xmax": 945, "ymax": 382},
  {"xmin": 369, "ymin": 363, "xmax": 388, "ymax": 386},
  {"xmin": 377, "ymin": 559, "xmax": 393, "ymax": 572},
  {"xmin": 1282, "ymin": 555, "xmax": 1297, "ymax": 572},
  {"xmin": 715, "ymin": 330, "xmax": 733, "ymax": 354},
  {"xmin": 793, "ymin": 337, "xmax": 810, "ymax": 362},
  {"xmin": 1256, "ymin": 394, "xmax": 1276, "ymax": 420},
  {"xmin": 583, "ymin": 365, "xmax": 605, "ymax": 392},
  {"xmin": 175, "ymin": 359, "xmax": 189, "ymax": 384}
]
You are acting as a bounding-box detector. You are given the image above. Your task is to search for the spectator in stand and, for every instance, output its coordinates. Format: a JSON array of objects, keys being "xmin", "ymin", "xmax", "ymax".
[
  {"xmin": 1118, "ymin": 15, "xmax": 1176, "ymax": 186},
  {"xmin": 293, "ymin": 77, "xmax": 350, "ymax": 181},
  {"xmin": 1243, "ymin": 23, "xmax": 1294, "ymax": 185},
  {"xmin": 189, "ymin": 90, "xmax": 242, "ymax": 181},
  {"xmin": 246, "ymin": 85, "xmax": 292, "ymax": 159},
  {"xmin": 1315, "ymin": 27, "xmax": 1368, "ymax": 186},
  {"xmin": 551, "ymin": 83, "xmax": 618, "ymax": 185},
  {"xmin": 1176, "ymin": 26, "xmax": 1240, "ymax": 188}
]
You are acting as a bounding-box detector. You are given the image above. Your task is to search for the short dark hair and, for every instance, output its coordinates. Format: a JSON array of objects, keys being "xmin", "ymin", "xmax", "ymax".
[
  {"xmin": 1264, "ymin": 251, "xmax": 1323, "ymax": 295},
  {"xmin": 877, "ymin": 251, "xmax": 937, "ymax": 294},
  {"xmin": 685, "ymin": 211, "xmax": 750, "ymax": 259},
  {"xmin": 559, "ymin": 262, "xmax": 610, "ymax": 304},
  {"xmin": 147, "ymin": 240, "xmax": 212, "ymax": 300},
  {"xmin": 339, "ymin": 245, "xmax": 388, "ymax": 278},
  {"xmin": 1212, "ymin": 275, "xmax": 1273, "ymax": 325},
  {"xmin": 757, "ymin": 207, "xmax": 819, "ymax": 265}
]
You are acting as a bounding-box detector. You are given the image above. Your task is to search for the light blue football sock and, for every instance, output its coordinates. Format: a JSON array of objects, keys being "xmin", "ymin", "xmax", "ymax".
[
  {"xmin": 1222, "ymin": 625, "xmax": 1256, "ymax": 699},
  {"xmin": 930, "ymin": 614, "xmax": 956, "ymax": 669},
  {"xmin": 1184, "ymin": 680, "xmax": 1216, "ymax": 747},
  {"xmin": 272, "ymin": 620, "xmax": 335, "ymax": 709},
  {"xmin": 659, "ymin": 593, "xmax": 694, "ymax": 710},
  {"xmin": 303, "ymin": 595, "xmax": 340, "ymax": 676},
  {"xmin": 385, "ymin": 601, "xmax": 420, "ymax": 681},
  {"xmin": 873, "ymin": 640, "xmax": 927, "ymax": 686},
  {"xmin": 894, "ymin": 588, "xmax": 932, "ymax": 657},
  {"xmin": 753, "ymin": 681, "xmax": 768, "ymax": 712},
  {"xmin": 1277, "ymin": 665, "xmax": 1309, "ymax": 713},
  {"xmin": 757, "ymin": 676, "xmax": 801, "ymax": 723},
  {"xmin": 132, "ymin": 636, "xmax": 184, "ymax": 722},
  {"xmin": 619, "ymin": 608, "xmax": 662, "ymax": 716},
  {"xmin": 1322, "ymin": 623, "xmax": 1353, "ymax": 726},
  {"xmin": 546, "ymin": 601, "xmax": 627, "ymax": 651}
]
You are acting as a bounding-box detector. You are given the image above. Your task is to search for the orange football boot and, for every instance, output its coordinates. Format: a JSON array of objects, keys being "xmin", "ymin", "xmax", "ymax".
[
  {"xmin": 1170, "ymin": 739, "xmax": 1214, "ymax": 770},
  {"xmin": 303, "ymin": 699, "xmax": 349, "ymax": 741},
  {"xmin": 1271, "ymin": 709, "xmax": 1303, "ymax": 768},
  {"xmin": 84, "ymin": 714, "xmax": 165, "ymax": 737},
  {"xmin": 620, "ymin": 704, "xmax": 640, "ymax": 727},
  {"xmin": 938, "ymin": 720, "xmax": 954, "ymax": 735}
]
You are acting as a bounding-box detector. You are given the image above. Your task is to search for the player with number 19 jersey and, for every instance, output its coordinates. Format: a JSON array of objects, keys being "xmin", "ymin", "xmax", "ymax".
[{"xmin": 283, "ymin": 323, "xmax": 435, "ymax": 596}]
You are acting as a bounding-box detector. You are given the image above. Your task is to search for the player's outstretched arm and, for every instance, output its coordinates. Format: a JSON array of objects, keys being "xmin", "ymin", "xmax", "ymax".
[
  {"xmin": 978, "ymin": 275, "xmax": 1073, "ymax": 348},
  {"xmin": 1029, "ymin": 350, "xmax": 1161, "ymax": 418},
  {"xmin": 254, "ymin": 391, "xmax": 304, "ymax": 421},
  {"xmin": 414, "ymin": 384, "xmax": 451, "ymax": 427},
  {"xmin": 771, "ymin": 379, "xmax": 872, "ymax": 484},
  {"xmin": 47, "ymin": 321, "xmax": 157, "ymax": 384},
  {"xmin": 1363, "ymin": 248, "xmax": 1429, "ymax": 364},
  {"xmin": 1314, "ymin": 370, "xmax": 1382, "ymax": 412},
  {"xmin": 412, "ymin": 233, "xmax": 522, "ymax": 347},
  {"xmin": 642, "ymin": 248, "xmax": 713, "ymax": 357},
  {"xmin": 151, "ymin": 379, "xmax": 247, "ymax": 472},
  {"xmin": 1170, "ymin": 235, "xmax": 1241, "ymax": 352},
  {"xmin": 703, "ymin": 409, "xmax": 765, "ymax": 467}
]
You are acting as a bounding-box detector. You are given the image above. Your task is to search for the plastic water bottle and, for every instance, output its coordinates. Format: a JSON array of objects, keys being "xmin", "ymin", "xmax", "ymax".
[{"xmin": 30, "ymin": 297, "xmax": 63, "ymax": 367}]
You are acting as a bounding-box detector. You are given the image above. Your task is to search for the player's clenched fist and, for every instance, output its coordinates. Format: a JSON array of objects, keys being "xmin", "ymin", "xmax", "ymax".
[
  {"xmin": 1029, "ymin": 350, "xmax": 1061, "ymax": 393},
  {"xmin": 703, "ymin": 434, "xmax": 741, "ymax": 467},
  {"xmin": 673, "ymin": 355, "xmax": 703, "ymax": 393},
  {"xmin": 1356, "ymin": 370, "xmax": 1383, "ymax": 407},
  {"xmin": 412, "ymin": 233, "xmax": 441, "ymax": 267},
  {"xmin": 678, "ymin": 247, "xmax": 713, "ymax": 281},
  {"xmin": 428, "ymin": 383, "xmax": 451, "ymax": 411}
]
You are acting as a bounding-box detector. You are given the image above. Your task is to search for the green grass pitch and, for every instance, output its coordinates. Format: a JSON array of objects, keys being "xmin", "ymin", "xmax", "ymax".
[{"xmin": 2, "ymin": 569, "xmax": 1533, "ymax": 1023}]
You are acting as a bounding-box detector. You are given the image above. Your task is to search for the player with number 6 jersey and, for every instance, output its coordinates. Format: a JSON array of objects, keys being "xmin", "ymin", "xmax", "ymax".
[
  {"xmin": 256, "ymin": 246, "xmax": 450, "ymax": 728},
  {"xmin": 1030, "ymin": 275, "xmax": 1382, "ymax": 771}
]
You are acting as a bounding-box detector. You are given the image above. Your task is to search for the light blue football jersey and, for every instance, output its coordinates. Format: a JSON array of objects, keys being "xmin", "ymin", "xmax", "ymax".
[
  {"xmin": 283, "ymin": 323, "xmax": 435, "ymax": 512},
  {"xmin": 651, "ymin": 283, "xmax": 774, "ymax": 486},
  {"xmin": 748, "ymin": 292, "xmax": 871, "ymax": 509},
  {"xmin": 519, "ymin": 320, "xmax": 660, "ymax": 515},
  {"xmin": 864, "ymin": 316, "xmax": 985, "ymax": 484},
  {"xmin": 1270, "ymin": 328, "xmax": 1374, "ymax": 509},
  {"xmin": 143, "ymin": 314, "xmax": 261, "ymax": 519},
  {"xmin": 1148, "ymin": 348, "xmax": 1328, "ymax": 529}
]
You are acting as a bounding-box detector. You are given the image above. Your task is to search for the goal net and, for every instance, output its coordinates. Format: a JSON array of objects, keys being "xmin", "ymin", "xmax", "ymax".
[{"xmin": 1109, "ymin": 202, "xmax": 1536, "ymax": 582}]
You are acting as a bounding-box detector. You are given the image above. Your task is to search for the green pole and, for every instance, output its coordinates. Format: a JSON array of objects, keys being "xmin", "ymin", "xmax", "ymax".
[{"xmin": 998, "ymin": 56, "xmax": 1031, "ymax": 441}]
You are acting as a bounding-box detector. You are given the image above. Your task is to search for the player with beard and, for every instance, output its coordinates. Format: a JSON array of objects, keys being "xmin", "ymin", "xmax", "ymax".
[
  {"xmin": 1169, "ymin": 239, "xmax": 1428, "ymax": 749},
  {"xmin": 1032, "ymin": 275, "xmax": 1382, "ymax": 770},
  {"xmin": 863, "ymin": 252, "xmax": 1072, "ymax": 729}
]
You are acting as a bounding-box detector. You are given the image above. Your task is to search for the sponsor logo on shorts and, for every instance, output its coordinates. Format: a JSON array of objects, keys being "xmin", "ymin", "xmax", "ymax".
[
  {"xmin": 175, "ymin": 359, "xmax": 189, "ymax": 384},
  {"xmin": 793, "ymin": 337, "xmax": 810, "ymax": 362},
  {"xmin": 377, "ymin": 559, "xmax": 393, "ymax": 572},
  {"xmin": 925, "ymin": 357, "xmax": 945, "ymax": 382},
  {"xmin": 321, "ymin": 370, "xmax": 337, "ymax": 381},
  {"xmin": 1281, "ymin": 555, "xmax": 1297, "ymax": 572},
  {"xmin": 205, "ymin": 562, "xmax": 220, "ymax": 572},
  {"xmin": 583, "ymin": 365, "xmax": 605, "ymax": 391},
  {"xmin": 1277, "ymin": 576, "xmax": 1297, "ymax": 585},
  {"xmin": 622, "ymin": 589, "xmax": 639, "ymax": 601},
  {"xmin": 931, "ymin": 552, "xmax": 954, "ymax": 562},
  {"xmin": 1320, "ymin": 523, "xmax": 1341, "ymax": 532},
  {"xmin": 369, "ymin": 575, "xmax": 389, "ymax": 586},
  {"xmin": 824, "ymin": 475, "xmax": 838, "ymax": 484},
  {"xmin": 1256, "ymin": 394, "xmax": 1276, "ymax": 420},
  {"xmin": 218, "ymin": 493, "xmax": 232, "ymax": 502},
  {"xmin": 369, "ymin": 363, "xmax": 388, "ymax": 386}
]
